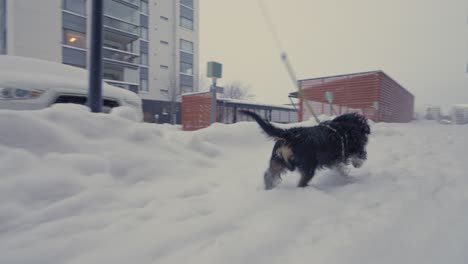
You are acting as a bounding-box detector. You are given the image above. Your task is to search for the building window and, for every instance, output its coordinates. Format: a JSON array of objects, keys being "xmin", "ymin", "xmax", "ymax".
[
  {"xmin": 63, "ymin": 0, "xmax": 86, "ymax": 16},
  {"xmin": 180, "ymin": 51, "xmax": 193, "ymax": 66},
  {"xmin": 181, "ymin": 85, "xmax": 192, "ymax": 94},
  {"xmin": 180, "ymin": 62, "xmax": 193, "ymax": 75},
  {"xmin": 180, "ymin": 0, "xmax": 194, "ymax": 8},
  {"xmin": 180, "ymin": 5, "xmax": 194, "ymax": 30},
  {"xmin": 103, "ymin": 62, "xmax": 139, "ymax": 84},
  {"xmin": 140, "ymin": 14, "xmax": 148, "ymax": 40},
  {"xmin": 140, "ymin": 41, "xmax": 148, "ymax": 65},
  {"xmin": 140, "ymin": 0, "xmax": 149, "ymax": 14},
  {"xmin": 0, "ymin": 0, "xmax": 6, "ymax": 54},
  {"xmin": 63, "ymin": 12, "xmax": 87, "ymax": 33},
  {"xmin": 160, "ymin": 16, "xmax": 169, "ymax": 21},
  {"xmin": 180, "ymin": 39, "xmax": 193, "ymax": 53},
  {"xmin": 180, "ymin": 74, "xmax": 193, "ymax": 87},
  {"xmin": 104, "ymin": 0, "xmax": 138, "ymax": 24},
  {"xmin": 63, "ymin": 47, "xmax": 87, "ymax": 68},
  {"xmin": 140, "ymin": 27, "xmax": 148, "ymax": 39},
  {"xmin": 160, "ymin": 40, "xmax": 169, "ymax": 45},
  {"xmin": 160, "ymin": 65, "xmax": 169, "ymax": 69},
  {"xmin": 140, "ymin": 79, "xmax": 148, "ymax": 92},
  {"xmin": 179, "ymin": 39, "xmax": 195, "ymax": 91},
  {"xmin": 63, "ymin": 29, "xmax": 86, "ymax": 49},
  {"xmin": 140, "ymin": 67, "xmax": 149, "ymax": 92},
  {"xmin": 103, "ymin": 30, "xmax": 138, "ymax": 53}
]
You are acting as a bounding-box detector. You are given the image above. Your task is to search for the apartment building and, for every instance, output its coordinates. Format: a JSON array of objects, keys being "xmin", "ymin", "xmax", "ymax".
[{"xmin": 0, "ymin": 0, "xmax": 199, "ymax": 123}]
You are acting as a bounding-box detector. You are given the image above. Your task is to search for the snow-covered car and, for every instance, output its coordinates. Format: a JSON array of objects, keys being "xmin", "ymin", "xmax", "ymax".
[{"xmin": 0, "ymin": 55, "xmax": 143, "ymax": 120}]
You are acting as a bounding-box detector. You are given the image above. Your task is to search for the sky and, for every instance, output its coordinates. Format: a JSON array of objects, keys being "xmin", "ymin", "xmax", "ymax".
[{"xmin": 199, "ymin": 0, "xmax": 468, "ymax": 112}]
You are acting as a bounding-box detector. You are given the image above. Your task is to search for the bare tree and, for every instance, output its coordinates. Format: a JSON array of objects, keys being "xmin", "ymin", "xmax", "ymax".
[
  {"xmin": 167, "ymin": 79, "xmax": 179, "ymax": 124},
  {"xmin": 220, "ymin": 81, "xmax": 254, "ymax": 100}
]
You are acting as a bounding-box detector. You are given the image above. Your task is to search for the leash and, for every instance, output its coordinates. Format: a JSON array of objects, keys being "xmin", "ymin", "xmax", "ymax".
[{"xmin": 256, "ymin": 0, "xmax": 321, "ymax": 124}]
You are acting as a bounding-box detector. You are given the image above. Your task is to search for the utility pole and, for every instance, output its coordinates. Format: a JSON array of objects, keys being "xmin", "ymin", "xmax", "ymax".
[
  {"xmin": 207, "ymin": 62, "xmax": 223, "ymax": 124},
  {"xmin": 210, "ymin": 78, "xmax": 217, "ymax": 124},
  {"xmin": 87, "ymin": 0, "xmax": 104, "ymax": 113}
]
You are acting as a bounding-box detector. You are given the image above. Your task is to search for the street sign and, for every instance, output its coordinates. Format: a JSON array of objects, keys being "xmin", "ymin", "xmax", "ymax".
[
  {"xmin": 207, "ymin": 62, "xmax": 222, "ymax": 79},
  {"xmin": 325, "ymin": 91, "xmax": 333, "ymax": 103},
  {"xmin": 373, "ymin": 102, "xmax": 379, "ymax": 110}
]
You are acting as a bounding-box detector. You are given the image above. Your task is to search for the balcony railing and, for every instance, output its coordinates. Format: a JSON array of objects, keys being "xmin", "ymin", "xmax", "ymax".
[
  {"xmin": 103, "ymin": 15, "xmax": 139, "ymax": 36},
  {"xmin": 103, "ymin": 47, "xmax": 139, "ymax": 65},
  {"xmin": 113, "ymin": 0, "xmax": 138, "ymax": 7}
]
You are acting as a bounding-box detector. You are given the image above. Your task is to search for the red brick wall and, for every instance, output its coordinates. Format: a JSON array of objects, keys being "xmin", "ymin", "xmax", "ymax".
[
  {"xmin": 378, "ymin": 73, "xmax": 415, "ymax": 122},
  {"xmin": 299, "ymin": 71, "xmax": 414, "ymax": 123},
  {"xmin": 299, "ymin": 72, "xmax": 380, "ymax": 121},
  {"xmin": 181, "ymin": 92, "xmax": 214, "ymax": 131}
]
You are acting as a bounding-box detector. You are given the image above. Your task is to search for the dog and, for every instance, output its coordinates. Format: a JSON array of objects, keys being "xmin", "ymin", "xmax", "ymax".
[{"xmin": 240, "ymin": 110, "xmax": 370, "ymax": 189}]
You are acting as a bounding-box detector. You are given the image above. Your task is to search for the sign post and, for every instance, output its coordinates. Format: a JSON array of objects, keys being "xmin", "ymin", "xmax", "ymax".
[
  {"xmin": 207, "ymin": 62, "xmax": 223, "ymax": 124},
  {"xmin": 325, "ymin": 91, "xmax": 334, "ymax": 115},
  {"xmin": 373, "ymin": 101, "xmax": 380, "ymax": 122}
]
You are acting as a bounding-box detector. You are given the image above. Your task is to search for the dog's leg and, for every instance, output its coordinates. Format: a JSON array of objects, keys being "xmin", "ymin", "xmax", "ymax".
[
  {"xmin": 335, "ymin": 163, "xmax": 350, "ymax": 177},
  {"xmin": 351, "ymin": 151, "xmax": 367, "ymax": 168},
  {"xmin": 264, "ymin": 160, "xmax": 286, "ymax": 190},
  {"xmin": 297, "ymin": 164, "xmax": 317, "ymax": 188}
]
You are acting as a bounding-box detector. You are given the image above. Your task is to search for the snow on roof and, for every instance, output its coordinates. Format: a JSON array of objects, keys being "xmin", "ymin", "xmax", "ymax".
[
  {"xmin": 181, "ymin": 91, "xmax": 212, "ymax": 96},
  {"xmin": 218, "ymin": 98, "xmax": 296, "ymax": 110}
]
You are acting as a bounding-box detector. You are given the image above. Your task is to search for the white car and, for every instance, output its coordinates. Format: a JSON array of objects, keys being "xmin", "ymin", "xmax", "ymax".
[{"xmin": 0, "ymin": 55, "xmax": 143, "ymax": 120}]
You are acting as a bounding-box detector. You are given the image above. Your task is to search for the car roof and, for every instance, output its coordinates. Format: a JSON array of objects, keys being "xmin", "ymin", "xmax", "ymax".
[{"xmin": 0, "ymin": 55, "xmax": 141, "ymax": 104}]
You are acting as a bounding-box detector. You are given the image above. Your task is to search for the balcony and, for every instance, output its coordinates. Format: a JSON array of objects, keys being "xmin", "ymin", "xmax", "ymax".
[
  {"xmin": 114, "ymin": 0, "xmax": 138, "ymax": 7},
  {"xmin": 103, "ymin": 15, "xmax": 139, "ymax": 37},
  {"xmin": 103, "ymin": 47, "xmax": 139, "ymax": 65},
  {"xmin": 103, "ymin": 61, "xmax": 139, "ymax": 85}
]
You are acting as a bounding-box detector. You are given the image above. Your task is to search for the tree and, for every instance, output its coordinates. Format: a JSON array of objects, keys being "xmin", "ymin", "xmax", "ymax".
[
  {"xmin": 167, "ymin": 79, "xmax": 180, "ymax": 124},
  {"xmin": 220, "ymin": 81, "xmax": 254, "ymax": 100}
]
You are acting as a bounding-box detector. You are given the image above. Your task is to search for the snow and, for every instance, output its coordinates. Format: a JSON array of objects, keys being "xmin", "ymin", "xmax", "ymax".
[
  {"xmin": 0, "ymin": 55, "xmax": 142, "ymax": 106},
  {"xmin": 0, "ymin": 104, "xmax": 467, "ymax": 264}
]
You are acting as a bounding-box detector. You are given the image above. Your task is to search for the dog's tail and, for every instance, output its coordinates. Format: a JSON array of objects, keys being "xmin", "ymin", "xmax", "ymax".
[{"xmin": 239, "ymin": 110, "xmax": 285, "ymax": 139}]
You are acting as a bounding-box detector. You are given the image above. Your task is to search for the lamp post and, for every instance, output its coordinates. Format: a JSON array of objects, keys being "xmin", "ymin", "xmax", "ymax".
[{"xmin": 87, "ymin": 0, "xmax": 104, "ymax": 113}]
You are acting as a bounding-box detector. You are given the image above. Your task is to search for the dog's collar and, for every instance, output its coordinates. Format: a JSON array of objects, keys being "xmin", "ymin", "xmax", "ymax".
[{"xmin": 321, "ymin": 124, "xmax": 347, "ymax": 160}]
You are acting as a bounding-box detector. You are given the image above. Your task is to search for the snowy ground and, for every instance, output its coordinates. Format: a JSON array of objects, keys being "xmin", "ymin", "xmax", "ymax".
[{"xmin": 0, "ymin": 104, "xmax": 467, "ymax": 264}]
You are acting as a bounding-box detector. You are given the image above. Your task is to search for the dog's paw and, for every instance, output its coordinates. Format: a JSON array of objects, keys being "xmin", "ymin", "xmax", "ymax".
[
  {"xmin": 264, "ymin": 173, "xmax": 282, "ymax": 190},
  {"xmin": 351, "ymin": 158, "xmax": 364, "ymax": 168},
  {"xmin": 335, "ymin": 164, "xmax": 351, "ymax": 177}
]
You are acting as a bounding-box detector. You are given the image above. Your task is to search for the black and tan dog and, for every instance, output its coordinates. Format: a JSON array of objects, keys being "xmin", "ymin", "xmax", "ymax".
[{"xmin": 240, "ymin": 110, "xmax": 370, "ymax": 189}]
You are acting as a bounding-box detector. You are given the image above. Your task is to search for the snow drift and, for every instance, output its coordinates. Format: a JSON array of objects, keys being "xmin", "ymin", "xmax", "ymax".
[{"xmin": 0, "ymin": 104, "xmax": 467, "ymax": 264}]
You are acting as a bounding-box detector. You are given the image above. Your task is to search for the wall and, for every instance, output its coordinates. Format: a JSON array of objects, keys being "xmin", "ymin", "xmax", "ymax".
[
  {"xmin": 299, "ymin": 72, "xmax": 380, "ymax": 121},
  {"xmin": 378, "ymin": 72, "xmax": 414, "ymax": 122},
  {"xmin": 141, "ymin": 0, "xmax": 199, "ymax": 102},
  {"xmin": 299, "ymin": 71, "xmax": 414, "ymax": 123},
  {"xmin": 181, "ymin": 92, "xmax": 213, "ymax": 131}
]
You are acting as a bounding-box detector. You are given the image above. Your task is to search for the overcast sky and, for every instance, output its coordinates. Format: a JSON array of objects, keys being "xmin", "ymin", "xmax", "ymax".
[{"xmin": 199, "ymin": 0, "xmax": 468, "ymax": 111}]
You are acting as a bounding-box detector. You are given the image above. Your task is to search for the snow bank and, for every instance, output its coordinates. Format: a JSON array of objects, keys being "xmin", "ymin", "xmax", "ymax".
[{"xmin": 0, "ymin": 105, "xmax": 467, "ymax": 264}]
